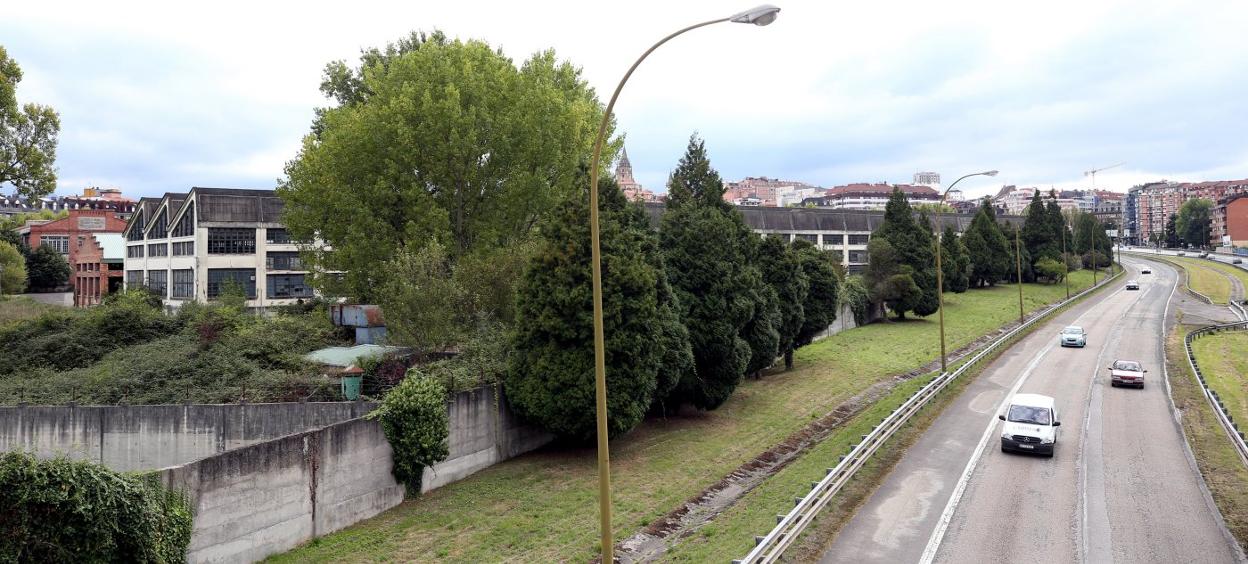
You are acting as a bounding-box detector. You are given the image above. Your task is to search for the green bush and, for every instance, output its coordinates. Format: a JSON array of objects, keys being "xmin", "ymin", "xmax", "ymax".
[
  {"xmin": 367, "ymin": 374, "xmax": 450, "ymax": 495},
  {"xmin": 0, "ymin": 452, "xmax": 192, "ymax": 563}
]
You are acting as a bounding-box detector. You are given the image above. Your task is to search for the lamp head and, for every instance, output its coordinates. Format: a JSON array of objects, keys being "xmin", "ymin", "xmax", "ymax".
[
  {"xmin": 731, "ymin": 4, "xmax": 781, "ymax": 26},
  {"xmin": 984, "ymin": 170, "xmax": 999, "ymax": 177}
]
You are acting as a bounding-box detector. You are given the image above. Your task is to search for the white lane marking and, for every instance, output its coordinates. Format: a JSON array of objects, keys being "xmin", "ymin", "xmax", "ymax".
[
  {"xmin": 918, "ymin": 283, "xmax": 1126, "ymax": 564},
  {"xmin": 1078, "ymin": 266, "xmax": 1147, "ymax": 564}
]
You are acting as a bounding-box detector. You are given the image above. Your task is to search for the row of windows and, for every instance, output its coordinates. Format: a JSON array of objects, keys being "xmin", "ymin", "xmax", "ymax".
[
  {"xmin": 266, "ymin": 252, "xmax": 303, "ymax": 270},
  {"xmin": 207, "ymin": 228, "xmax": 256, "ymax": 254},
  {"xmin": 780, "ymin": 233, "xmax": 871, "ymax": 245},
  {"xmin": 148, "ymin": 209, "xmax": 168, "ymax": 239},
  {"xmin": 127, "ymin": 245, "xmax": 144, "ymax": 258},
  {"xmin": 172, "ymin": 241, "xmax": 194, "ymax": 255},
  {"xmin": 148, "ymin": 243, "xmax": 168, "ymax": 257},
  {"xmin": 126, "ymin": 268, "xmax": 312, "ymax": 301},
  {"xmin": 41, "ymin": 236, "xmax": 69, "ymax": 254}
]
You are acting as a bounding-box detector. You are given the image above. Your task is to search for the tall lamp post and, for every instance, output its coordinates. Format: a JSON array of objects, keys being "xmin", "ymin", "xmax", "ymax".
[
  {"xmin": 584, "ymin": 5, "xmax": 781, "ymax": 560},
  {"xmin": 933, "ymin": 170, "xmax": 997, "ymax": 372},
  {"xmin": 1015, "ymin": 224, "xmax": 1024, "ymax": 325}
]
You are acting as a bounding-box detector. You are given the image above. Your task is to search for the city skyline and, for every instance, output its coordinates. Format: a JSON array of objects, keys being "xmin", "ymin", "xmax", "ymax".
[{"xmin": 3, "ymin": 1, "xmax": 1247, "ymax": 201}]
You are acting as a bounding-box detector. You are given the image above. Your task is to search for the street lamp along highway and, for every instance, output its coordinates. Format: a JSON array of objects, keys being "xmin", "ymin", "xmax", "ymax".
[
  {"xmin": 933, "ymin": 170, "xmax": 997, "ymax": 372},
  {"xmin": 584, "ymin": 5, "xmax": 781, "ymax": 561}
]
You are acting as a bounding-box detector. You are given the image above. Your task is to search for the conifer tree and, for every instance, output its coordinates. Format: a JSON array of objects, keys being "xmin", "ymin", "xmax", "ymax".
[
  {"xmin": 757, "ymin": 235, "xmax": 808, "ymax": 370},
  {"xmin": 941, "ymin": 226, "xmax": 970, "ymax": 293},
  {"xmin": 963, "ymin": 198, "xmax": 1012, "ymax": 287},
  {"xmin": 872, "ymin": 188, "xmax": 938, "ymax": 317},
  {"xmin": 793, "ymin": 239, "xmax": 840, "ymax": 345}
]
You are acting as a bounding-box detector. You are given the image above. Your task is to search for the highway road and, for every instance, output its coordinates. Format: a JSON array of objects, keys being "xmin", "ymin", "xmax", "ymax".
[{"xmin": 821, "ymin": 257, "xmax": 1244, "ymax": 563}]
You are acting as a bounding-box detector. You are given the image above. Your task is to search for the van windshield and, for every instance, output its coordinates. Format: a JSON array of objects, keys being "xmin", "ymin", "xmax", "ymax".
[{"xmin": 1007, "ymin": 405, "xmax": 1052, "ymax": 425}]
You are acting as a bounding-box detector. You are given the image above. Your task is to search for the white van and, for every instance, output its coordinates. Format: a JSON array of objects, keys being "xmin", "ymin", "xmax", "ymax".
[{"xmin": 999, "ymin": 393, "xmax": 1061, "ymax": 456}]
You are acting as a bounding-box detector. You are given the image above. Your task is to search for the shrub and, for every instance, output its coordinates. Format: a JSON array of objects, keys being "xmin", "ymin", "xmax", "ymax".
[
  {"xmin": 0, "ymin": 241, "xmax": 26, "ymax": 294},
  {"xmin": 23, "ymin": 245, "xmax": 71, "ymax": 291},
  {"xmin": 367, "ymin": 374, "xmax": 450, "ymax": 495},
  {"xmin": 1082, "ymin": 250, "xmax": 1110, "ymax": 269},
  {"xmin": 840, "ymin": 275, "xmax": 871, "ymax": 326},
  {"xmin": 1034, "ymin": 257, "xmax": 1066, "ymax": 284},
  {"xmin": 0, "ymin": 452, "xmax": 192, "ymax": 563}
]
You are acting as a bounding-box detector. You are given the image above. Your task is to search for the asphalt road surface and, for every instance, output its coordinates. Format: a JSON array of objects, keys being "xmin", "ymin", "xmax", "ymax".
[{"xmin": 821, "ymin": 258, "xmax": 1244, "ymax": 563}]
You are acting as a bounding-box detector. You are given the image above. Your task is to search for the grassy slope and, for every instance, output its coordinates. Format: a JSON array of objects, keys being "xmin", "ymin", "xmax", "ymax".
[
  {"xmin": 1169, "ymin": 257, "xmax": 1233, "ymax": 303},
  {"xmin": 0, "ymin": 296, "xmax": 69, "ymax": 327},
  {"xmin": 272, "ymin": 270, "xmax": 1097, "ymax": 563},
  {"xmin": 1168, "ymin": 325, "xmax": 1248, "ymax": 553},
  {"xmin": 1191, "ymin": 332, "xmax": 1248, "ymax": 440}
]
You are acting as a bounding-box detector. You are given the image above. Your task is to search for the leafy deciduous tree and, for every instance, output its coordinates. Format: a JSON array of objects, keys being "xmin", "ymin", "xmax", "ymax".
[
  {"xmin": 279, "ymin": 34, "xmax": 610, "ymax": 302},
  {"xmin": 1177, "ymin": 198, "xmax": 1213, "ymax": 248},
  {"xmin": 23, "ymin": 245, "xmax": 69, "ymax": 291},
  {"xmin": 0, "ymin": 46, "xmax": 60, "ymax": 200},
  {"xmin": 0, "ymin": 240, "xmax": 25, "ymax": 294}
]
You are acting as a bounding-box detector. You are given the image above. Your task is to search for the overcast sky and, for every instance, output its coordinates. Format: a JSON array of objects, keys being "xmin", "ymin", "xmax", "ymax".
[{"xmin": 4, "ymin": 0, "xmax": 1247, "ymax": 201}]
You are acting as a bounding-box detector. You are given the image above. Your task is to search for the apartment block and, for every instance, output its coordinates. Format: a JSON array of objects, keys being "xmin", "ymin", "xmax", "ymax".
[{"xmin": 122, "ymin": 187, "xmax": 313, "ymax": 310}]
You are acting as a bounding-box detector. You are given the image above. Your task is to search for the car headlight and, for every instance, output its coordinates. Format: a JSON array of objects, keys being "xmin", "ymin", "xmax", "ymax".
[
  {"xmin": 1041, "ymin": 436, "xmax": 1055, "ymax": 444},
  {"xmin": 1001, "ymin": 431, "xmax": 1011, "ymax": 440}
]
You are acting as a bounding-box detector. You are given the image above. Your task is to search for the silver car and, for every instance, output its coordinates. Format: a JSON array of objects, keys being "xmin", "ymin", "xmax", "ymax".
[
  {"xmin": 1126, "ymin": 280, "xmax": 1140, "ymax": 290},
  {"xmin": 1059, "ymin": 326, "xmax": 1086, "ymax": 348}
]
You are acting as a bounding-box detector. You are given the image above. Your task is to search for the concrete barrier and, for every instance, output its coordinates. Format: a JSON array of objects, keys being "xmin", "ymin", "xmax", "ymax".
[{"xmin": 2, "ymin": 389, "xmax": 552, "ymax": 562}]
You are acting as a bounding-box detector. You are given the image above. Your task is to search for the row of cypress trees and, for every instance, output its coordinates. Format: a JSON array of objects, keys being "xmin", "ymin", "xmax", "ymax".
[{"xmin": 504, "ymin": 135, "xmax": 842, "ymax": 441}]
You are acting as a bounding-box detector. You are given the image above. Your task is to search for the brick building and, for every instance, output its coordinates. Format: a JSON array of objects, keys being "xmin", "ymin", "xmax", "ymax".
[
  {"xmin": 1215, "ymin": 195, "xmax": 1248, "ymax": 247},
  {"xmin": 74, "ymin": 233, "xmax": 125, "ymax": 306},
  {"xmin": 20, "ymin": 208, "xmax": 130, "ymax": 267}
]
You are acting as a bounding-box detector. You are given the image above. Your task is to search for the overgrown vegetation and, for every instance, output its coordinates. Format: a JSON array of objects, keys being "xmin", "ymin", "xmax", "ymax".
[
  {"xmin": 0, "ymin": 290, "xmax": 348, "ymax": 404},
  {"xmin": 0, "ymin": 452, "xmax": 192, "ymax": 562},
  {"xmin": 367, "ymin": 375, "xmax": 450, "ymax": 495}
]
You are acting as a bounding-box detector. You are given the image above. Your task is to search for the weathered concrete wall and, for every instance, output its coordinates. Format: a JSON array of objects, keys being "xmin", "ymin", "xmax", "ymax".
[
  {"xmin": 157, "ymin": 417, "xmax": 405, "ymax": 563},
  {"xmin": 422, "ymin": 385, "xmax": 552, "ymax": 492},
  {"xmin": 0, "ymin": 402, "xmax": 374, "ymax": 471}
]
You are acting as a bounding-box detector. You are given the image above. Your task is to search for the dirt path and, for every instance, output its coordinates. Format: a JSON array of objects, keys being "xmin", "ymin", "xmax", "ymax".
[{"xmin": 612, "ymin": 319, "xmax": 1024, "ymax": 563}]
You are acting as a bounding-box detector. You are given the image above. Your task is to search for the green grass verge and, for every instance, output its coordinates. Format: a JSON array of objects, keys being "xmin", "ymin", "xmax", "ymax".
[
  {"xmin": 1191, "ymin": 331, "xmax": 1248, "ymax": 440},
  {"xmin": 0, "ymin": 296, "xmax": 70, "ymax": 327},
  {"xmin": 270, "ymin": 270, "xmax": 1100, "ymax": 563},
  {"xmin": 1168, "ymin": 325, "xmax": 1248, "ymax": 553},
  {"xmin": 1168, "ymin": 257, "xmax": 1234, "ymax": 304}
]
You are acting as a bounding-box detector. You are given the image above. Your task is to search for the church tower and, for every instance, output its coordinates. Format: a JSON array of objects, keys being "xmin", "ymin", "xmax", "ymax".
[{"xmin": 616, "ymin": 147, "xmax": 638, "ymax": 187}]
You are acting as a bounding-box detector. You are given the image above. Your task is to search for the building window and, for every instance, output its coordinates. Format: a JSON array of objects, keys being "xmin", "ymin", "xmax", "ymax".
[
  {"xmin": 126, "ymin": 210, "xmax": 145, "ymax": 241},
  {"xmin": 125, "ymin": 270, "xmax": 144, "ymax": 289},
  {"xmin": 795, "ymin": 233, "xmax": 819, "ymax": 244},
  {"xmin": 172, "ymin": 269, "xmax": 194, "ymax": 298},
  {"xmin": 265, "ymin": 228, "xmax": 291, "ymax": 244},
  {"xmin": 41, "ymin": 235, "xmax": 70, "ymax": 254},
  {"xmin": 127, "ymin": 245, "xmax": 144, "ymax": 258},
  {"xmin": 266, "ymin": 251, "xmax": 303, "ymax": 271},
  {"xmin": 848, "ymin": 234, "xmax": 870, "ymax": 245},
  {"xmin": 148, "ymin": 209, "xmax": 168, "ymax": 239},
  {"xmin": 171, "ymin": 202, "xmax": 195, "ymax": 237},
  {"xmin": 147, "ymin": 270, "xmax": 167, "ymax": 298},
  {"xmin": 172, "ymin": 241, "xmax": 194, "ymax": 256},
  {"xmin": 207, "ymin": 268, "xmax": 256, "ymax": 299},
  {"xmin": 267, "ymin": 274, "xmax": 313, "ymax": 299},
  {"xmin": 206, "ymin": 228, "xmax": 256, "ymax": 254},
  {"xmin": 848, "ymin": 250, "xmax": 869, "ymax": 263},
  {"xmin": 148, "ymin": 243, "xmax": 168, "ymax": 257}
]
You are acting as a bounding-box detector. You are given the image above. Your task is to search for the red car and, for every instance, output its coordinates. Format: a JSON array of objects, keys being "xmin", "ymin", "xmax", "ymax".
[{"xmin": 1109, "ymin": 359, "xmax": 1147, "ymax": 388}]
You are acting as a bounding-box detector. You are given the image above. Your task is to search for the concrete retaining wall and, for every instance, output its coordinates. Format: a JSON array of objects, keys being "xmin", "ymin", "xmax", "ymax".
[
  {"xmin": 0, "ymin": 402, "xmax": 373, "ymax": 471},
  {"xmin": 3, "ymin": 390, "xmax": 551, "ymax": 562}
]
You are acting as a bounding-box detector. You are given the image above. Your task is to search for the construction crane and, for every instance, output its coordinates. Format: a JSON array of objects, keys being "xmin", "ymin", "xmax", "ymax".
[{"xmin": 1084, "ymin": 162, "xmax": 1124, "ymax": 189}]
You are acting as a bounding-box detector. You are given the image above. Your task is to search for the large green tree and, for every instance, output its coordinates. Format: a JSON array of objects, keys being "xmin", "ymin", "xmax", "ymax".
[
  {"xmin": 660, "ymin": 134, "xmax": 769, "ymax": 409},
  {"xmin": 963, "ymin": 199, "xmax": 1012, "ymax": 287},
  {"xmin": 0, "ymin": 240, "xmax": 25, "ymax": 293},
  {"xmin": 940, "ymin": 226, "xmax": 970, "ymax": 293},
  {"xmin": 1164, "ymin": 213, "xmax": 1180, "ymax": 248},
  {"xmin": 1021, "ymin": 191, "xmax": 1059, "ymax": 264},
  {"xmin": 0, "ymin": 46, "xmax": 60, "ymax": 200},
  {"xmin": 793, "ymin": 239, "xmax": 840, "ymax": 345},
  {"xmin": 24, "ymin": 245, "xmax": 69, "ymax": 291},
  {"xmin": 872, "ymin": 188, "xmax": 938, "ymax": 316},
  {"xmin": 506, "ymin": 178, "xmax": 667, "ymax": 440},
  {"xmin": 864, "ymin": 238, "xmax": 920, "ymax": 319},
  {"xmin": 758, "ymin": 236, "xmax": 808, "ymax": 370},
  {"xmin": 278, "ymin": 34, "xmax": 610, "ymax": 302},
  {"xmin": 1072, "ymin": 211, "xmax": 1112, "ymax": 256},
  {"xmin": 1177, "ymin": 198, "xmax": 1213, "ymax": 248}
]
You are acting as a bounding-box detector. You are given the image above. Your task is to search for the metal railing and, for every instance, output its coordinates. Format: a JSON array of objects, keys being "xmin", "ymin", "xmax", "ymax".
[
  {"xmin": 737, "ymin": 268, "xmax": 1121, "ymax": 563},
  {"xmin": 1184, "ymin": 316, "xmax": 1248, "ymax": 467}
]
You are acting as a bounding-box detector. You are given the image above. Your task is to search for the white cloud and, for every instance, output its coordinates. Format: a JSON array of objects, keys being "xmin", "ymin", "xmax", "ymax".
[{"xmin": 3, "ymin": 0, "xmax": 1247, "ymax": 198}]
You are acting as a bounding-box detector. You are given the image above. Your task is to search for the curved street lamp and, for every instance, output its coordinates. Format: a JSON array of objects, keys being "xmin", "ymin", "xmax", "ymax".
[
  {"xmin": 933, "ymin": 170, "xmax": 997, "ymax": 372},
  {"xmin": 584, "ymin": 5, "xmax": 781, "ymax": 560}
]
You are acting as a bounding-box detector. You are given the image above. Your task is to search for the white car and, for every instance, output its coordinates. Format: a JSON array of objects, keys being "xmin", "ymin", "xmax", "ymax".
[
  {"xmin": 1000, "ymin": 393, "xmax": 1061, "ymax": 456},
  {"xmin": 1126, "ymin": 280, "xmax": 1140, "ymax": 290},
  {"xmin": 1109, "ymin": 359, "xmax": 1147, "ymax": 388},
  {"xmin": 1140, "ymin": 267, "xmax": 1152, "ymax": 274},
  {"xmin": 1059, "ymin": 326, "xmax": 1087, "ymax": 347}
]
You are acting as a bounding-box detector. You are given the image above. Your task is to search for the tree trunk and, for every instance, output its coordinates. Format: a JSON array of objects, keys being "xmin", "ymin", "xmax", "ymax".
[{"xmin": 784, "ymin": 349, "xmax": 794, "ymax": 370}]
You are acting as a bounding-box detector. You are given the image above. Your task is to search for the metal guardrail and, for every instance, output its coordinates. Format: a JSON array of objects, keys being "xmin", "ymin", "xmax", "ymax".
[
  {"xmin": 1184, "ymin": 316, "xmax": 1248, "ymax": 467},
  {"xmin": 737, "ymin": 267, "xmax": 1122, "ymax": 564}
]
